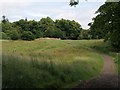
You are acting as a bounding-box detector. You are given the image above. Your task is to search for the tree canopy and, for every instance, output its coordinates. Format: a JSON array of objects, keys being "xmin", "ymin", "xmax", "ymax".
[
  {"xmin": 1, "ymin": 16, "xmax": 82, "ymax": 40},
  {"xmin": 89, "ymin": 2, "xmax": 120, "ymax": 52}
]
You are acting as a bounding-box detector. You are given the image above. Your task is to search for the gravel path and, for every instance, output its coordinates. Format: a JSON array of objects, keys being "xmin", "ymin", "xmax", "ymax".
[{"xmin": 73, "ymin": 54, "xmax": 119, "ymax": 88}]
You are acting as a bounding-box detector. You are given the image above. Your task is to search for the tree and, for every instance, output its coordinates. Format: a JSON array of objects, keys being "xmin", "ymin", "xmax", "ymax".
[
  {"xmin": 1, "ymin": 16, "xmax": 82, "ymax": 40},
  {"xmin": 32, "ymin": 29, "xmax": 43, "ymax": 38},
  {"xmin": 21, "ymin": 31, "xmax": 35, "ymax": 41},
  {"xmin": 0, "ymin": 32, "xmax": 8, "ymax": 39},
  {"xmin": 13, "ymin": 19, "xmax": 29, "ymax": 32},
  {"xmin": 78, "ymin": 29, "xmax": 91, "ymax": 40},
  {"xmin": 13, "ymin": 19, "xmax": 44, "ymax": 39},
  {"xmin": 2, "ymin": 15, "xmax": 9, "ymax": 24},
  {"xmin": 55, "ymin": 19, "xmax": 82, "ymax": 39},
  {"xmin": 5, "ymin": 30, "xmax": 20, "ymax": 40},
  {"xmin": 38, "ymin": 17, "xmax": 55, "ymax": 32},
  {"xmin": 44, "ymin": 26, "xmax": 63, "ymax": 38},
  {"xmin": 27, "ymin": 20, "xmax": 43, "ymax": 38},
  {"xmin": 38, "ymin": 17, "xmax": 64, "ymax": 38},
  {"xmin": 90, "ymin": 2, "xmax": 120, "ymax": 52}
]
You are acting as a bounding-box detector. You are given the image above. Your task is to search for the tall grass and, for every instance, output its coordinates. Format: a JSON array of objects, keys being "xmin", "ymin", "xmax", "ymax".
[
  {"xmin": 81, "ymin": 40, "xmax": 120, "ymax": 75},
  {"xmin": 114, "ymin": 53, "xmax": 120, "ymax": 75},
  {"xmin": 2, "ymin": 54, "xmax": 103, "ymax": 88},
  {"xmin": 2, "ymin": 40, "xmax": 104, "ymax": 88}
]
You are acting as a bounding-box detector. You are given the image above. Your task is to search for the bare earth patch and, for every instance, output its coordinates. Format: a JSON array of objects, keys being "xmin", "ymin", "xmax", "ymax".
[{"xmin": 73, "ymin": 54, "xmax": 119, "ymax": 88}]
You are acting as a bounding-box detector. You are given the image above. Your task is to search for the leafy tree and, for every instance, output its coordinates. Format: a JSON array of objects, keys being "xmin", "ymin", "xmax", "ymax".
[
  {"xmin": 13, "ymin": 19, "xmax": 28, "ymax": 32},
  {"xmin": 27, "ymin": 20, "xmax": 43, "ymax": 38},
  {"xmin": 0, "ymin": 32, "xmax": 8, "ymax": 39},
  {"xmin": 1, "ymin": 16, "xmax": 21, "ymax": 40},
  {"xmin": 55, "ymin": 19, "xmax": 82, "ymax": 39},
  {"xmin": 78, "ymin": 29, "xmax": 91, "ymax": 40},
  {"xmin": 38, "ymin": 17, "xmax": 64, "ymax": 38},
  {"xmin": 68, "ymin": 20, "xmax": 81, "ymax": 39},
  {"xmin": 2, "ymin": 22, "xmax": 13, "ymax": 33},
  {"xmin": 14, "ymin": 19, "xmax": 43, "ymax": 39},
  {"xmin": 5, "ymin": 30, "xmax": 20, "ymax": 40},
  {"xmin": 44, "ymin": 26, "xmax": 63, "ymax": 38},
  {"xmin": 2, "ymin": 15, "xmax": 9, "ymax": 24},
  {"xmin": 1, "ymin": 16, "xmax": 82, "ymax": 40},
  {"xmin": 21, "ymin": 31, "xmax": 35, "ymax": 41},
  {"xmin": 32, "ymin": 29, "xmax": 43, "ymax": 38},
  {"xmin": 38, "ymin": 17, "xmax": 55, "ymax": 34},
  {"xmin": 90, "ymin": 2, "xmax": 120, "ymax": 52}
]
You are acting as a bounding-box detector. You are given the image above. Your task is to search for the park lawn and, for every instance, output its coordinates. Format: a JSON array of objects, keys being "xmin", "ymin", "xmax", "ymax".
[{"xmin": 2, "ymin": 40, "xmax": 104, "ymax": 88}]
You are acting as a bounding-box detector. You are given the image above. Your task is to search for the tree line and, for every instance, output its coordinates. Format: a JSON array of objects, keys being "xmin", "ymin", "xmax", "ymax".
[
  {"xmin": 0, "ymin": 16, "xmax": 83, "ymax": 40},
  {"xmin": 0, "ymin": 1, "xmax": 119, "ymax": 52}
]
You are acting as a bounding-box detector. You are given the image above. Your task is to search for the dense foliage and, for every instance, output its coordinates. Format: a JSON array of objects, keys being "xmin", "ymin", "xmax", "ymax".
[
  {"xmin": 1, "ymin": 16, "xmax": 82, "ymax": 40},
  {"xmin": 55, "ymin": 19, "xmax": 81, "ymax": 39},
  {"xmin": 21, "ymin": 31, "xmax": 35, "ymax": 41},
  {"xmin": 89, "ymin": 2, "xmax": 120, "ymax": 52},
  {"xmin": 78, "ymin": 29, "xmax": 91, "ymax": 40},
  {"xmin": 0, "ymin": 32, "xmax": 8, "ymax": 39}
]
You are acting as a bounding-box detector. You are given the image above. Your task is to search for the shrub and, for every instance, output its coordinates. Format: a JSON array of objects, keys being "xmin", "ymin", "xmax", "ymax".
[
  {"xmin": 33, "ymin": 30, "xmax": 43, "ymax": 38},
  {"xmin": 10, "ymin": 30, "xmax": 20, "ymax": 40},
  {"xmin": 0, "ymin": 32, "xmax": 8, "ymax": 39},
  {"xmin": 21, "ymin": 31, "xmax": 35, "ymax": 41},
  {"xmin": 5, "ymin": 30, "xmax": 20, "ymax": 40}
]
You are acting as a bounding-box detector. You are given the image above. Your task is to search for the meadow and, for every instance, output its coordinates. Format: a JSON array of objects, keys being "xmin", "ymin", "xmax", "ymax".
[{"xmin": 2, "ymin": 39, "xmax": 118, "ymax": 88}]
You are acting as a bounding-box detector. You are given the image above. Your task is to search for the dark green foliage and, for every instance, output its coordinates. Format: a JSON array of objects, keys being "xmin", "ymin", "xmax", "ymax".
[
  {"xmin": 5, "ymin": 30, "xmax": 20, "ymax": 40},
  {"xmin": 0, "ymin": 32, "xmax": 8, "ymax": 39},
  {"xmin": 2, "ymin": 22, "xmax": 13, "ymax": 33},
  {"xmin": 44, "ymin": 26, "xmax": 63, "ymax": 38},
  {"xmin": 13, "ymin": 19, "xmax": 28, "ymax": 31},
  {"xmin": 1, "ymin": 15, "xmax": 9, "ymax": 24},
  {"xmin": 55, "ymin": 19, "xmax": 82, "ymax": 39},
  {"xmin": 1, "ymin": 16, "xmax": 82, "ymax": 40},
  {"xmin": 109, "ymin": 31, "xmax": 120, "ymax": 52},
  {"xmin": 10, "ymin": 30, "xmax": 20, "ymax": 40},
  {"xmin": 38, "ymin": 17, "xmax": 55, "ymax": 33},
  {"xmin": 90, "ymin": 2, "xmax": 120, "ymax": 52},
  {"xmin": 78, "ymin": 30, "xmax": 91, "ymax": 40},
  {"xmin": 21, "ymin": 31, "xmax": 35, "ymax": 40},
  {"xmin": 33, "ymin": 30, "xmax": 43, "ymax": 38}
]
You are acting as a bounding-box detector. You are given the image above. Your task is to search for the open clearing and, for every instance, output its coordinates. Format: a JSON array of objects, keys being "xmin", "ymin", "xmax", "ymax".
[{"xmin": 1, "ymin": 40, "xmax": 118, "ymax": 88}]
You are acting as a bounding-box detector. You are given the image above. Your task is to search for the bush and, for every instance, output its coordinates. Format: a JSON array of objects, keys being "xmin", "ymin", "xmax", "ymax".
[
  {"xmin": 10, "ymin": 30, "xmax": 20, "ymax": 40},
  {"xmin": 0, "ymin": 32, "xmax": 8, "ymax": 39},
  {"xmin": 33, "ymin": 30, "xmax": 43, "ymax": 38},
  {"xmin": 5, "ymin": 30, "xmax": 20, "ymax": 40},
  {"xmin": 21, "ymin": 31, "xmax": 35, "ymax": 41}
]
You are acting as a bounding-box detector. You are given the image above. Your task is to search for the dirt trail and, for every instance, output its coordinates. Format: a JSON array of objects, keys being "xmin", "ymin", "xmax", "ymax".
[{"xmin": 74, "ymin": 54, "xmax": 119, "ymax": 88}]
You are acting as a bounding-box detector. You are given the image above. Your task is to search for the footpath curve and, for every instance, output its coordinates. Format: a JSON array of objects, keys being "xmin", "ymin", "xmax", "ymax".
[{"xmin": 74, "ymin": 54, "xmax": 118, "ymax": 88}]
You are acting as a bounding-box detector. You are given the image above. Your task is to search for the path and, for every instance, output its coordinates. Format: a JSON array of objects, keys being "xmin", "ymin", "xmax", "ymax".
[{"xmin": 74, "ymin": 54, "xmax": 119, "ymax": 88}]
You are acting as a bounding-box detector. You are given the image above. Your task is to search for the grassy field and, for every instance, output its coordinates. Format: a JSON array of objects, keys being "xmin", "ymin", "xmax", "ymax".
[
  {"xmin": 83, "ymin": 40, "xmax": 120, "ymax": 75},
  {"xmin": 2, "ymin": 40, "xmax": 106, "ymax": 88}
]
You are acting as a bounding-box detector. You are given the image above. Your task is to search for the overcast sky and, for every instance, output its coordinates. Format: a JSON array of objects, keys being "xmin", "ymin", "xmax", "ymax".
[{"xmin": 0, "ymin": 0, "xmax": 106, "ymax": 29}]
